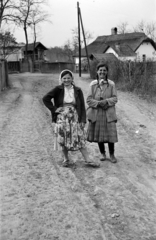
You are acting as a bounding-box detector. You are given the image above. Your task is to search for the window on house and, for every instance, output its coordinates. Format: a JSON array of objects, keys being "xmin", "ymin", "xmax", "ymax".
[{"xmin": 142, "ymin": 54, "xmax": 146, "ymax": 61}]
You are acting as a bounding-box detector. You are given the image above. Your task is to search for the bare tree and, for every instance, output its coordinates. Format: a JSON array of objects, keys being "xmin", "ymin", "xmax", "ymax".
[
  {"xmin": 71, "ymin": 27, "xmax": 94, "ymax": 54},
  {"xmin": 12, "ymin": 0, "xmax": 49, "ymax": 63},
  {"xmin": 62, "ymin": 40, "xmax": 73, "ymax": 58},
  {"xmin": 0, "ymin": 0, "xmax": 17, "ymax": 28},
  {"xmin": 117, "ymin": 22, "xmax": 131, "ymax": 34},
  {"xmin": 29, "ymin": 6, "xmax": 51, "ymax": 66},
  {"xmin": 146, "ymin": 22, "xmax": 156, "ymax": 41},
  {"xmin": 12, "ymin": 0, "xmax": 33, "ymax": 63},
  {"xmin": 117, "ymin": 20, "xmax": 156, "ymax": 41},
  {"xmin": 133, "ymin": 20, "xmax": 146, "ymax": 33},
  {"xmin": 133, "ymin": 20, "xmax": 156, "ymax": 41},
  {"xmin": 0, "ymin": 31, "xmax": 16, "ymax": 59}
]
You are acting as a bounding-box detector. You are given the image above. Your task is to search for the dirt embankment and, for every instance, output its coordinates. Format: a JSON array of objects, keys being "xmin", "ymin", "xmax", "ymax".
[{"xmin": 0, "ymin": 73, "xmax": 156, "ymax": 240}]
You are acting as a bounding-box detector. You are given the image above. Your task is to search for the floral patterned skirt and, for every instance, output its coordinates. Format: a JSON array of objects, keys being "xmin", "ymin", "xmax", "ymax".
[{"xmin": 54, "ymin": 105, "xmax": 86, "ymax": 151}]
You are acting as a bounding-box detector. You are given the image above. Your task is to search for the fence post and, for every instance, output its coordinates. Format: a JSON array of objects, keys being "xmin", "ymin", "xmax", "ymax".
[
  {"xmin": 0, "ymin": 62, "xmax": 2, "ymax": 91},
  {"xmin": 0, "ymin": 60, "xmax": 9, "ymax": 91},
  {"xmin": 144, "ymin": 61, "xmax": 147, "ymax": 81},
  {"xmin": 128, "ymin": 61, "xmax": 131, "ymax": 84},
  {"xmin": 5, "ymin": 61, "xmax": 10, "ymax": 87},
  {"xmin": 2, "ymin": 60, "xmax": 6, "ymax": 89}
]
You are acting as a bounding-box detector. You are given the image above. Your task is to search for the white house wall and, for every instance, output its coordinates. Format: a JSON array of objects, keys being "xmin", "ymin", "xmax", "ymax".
[
  {"xmin": 119, "ymin": 56, "xmax": 136, "ymax": 61},
  {"xmin": 7, "ymin": 49, "xmax": 24, "ymax": 62},
  {"xmin": 74, "ymin": 57, "xmax": 86, "ymax": 64},
  {"xmin": 105, "ymin": 47, "xmax": 119, "ymax": 58},
  {"xmin": 136, "ymin": 42, "xmax": 156, "ymax": 61},
  {"xmin": 105, "ymin": 47, "xmax": 135, "ymax": 61}
]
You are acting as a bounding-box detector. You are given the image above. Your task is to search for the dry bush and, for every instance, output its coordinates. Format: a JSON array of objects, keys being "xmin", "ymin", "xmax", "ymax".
[
  {"xmin": 90, "ymin": 59, "xmax": 156, "ymax": 101},
  {"xmin": 116, "ymin": 60, "xmax": 156, "ymax": 98}
]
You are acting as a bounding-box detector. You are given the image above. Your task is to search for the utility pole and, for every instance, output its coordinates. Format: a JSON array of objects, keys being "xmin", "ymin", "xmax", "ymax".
[
  {"xmin": 77, "ymin": 2, "xmax": 81, "ymax": 77},
  {"xmin": 79, "ymin": 7, "xmax": 91, "ymax": 75}
]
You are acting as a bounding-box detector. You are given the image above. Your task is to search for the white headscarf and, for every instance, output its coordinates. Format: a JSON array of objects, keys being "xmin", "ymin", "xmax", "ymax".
[{"xmin": 58, "ymin": 69, "xmax": 75, "ymax": 85}]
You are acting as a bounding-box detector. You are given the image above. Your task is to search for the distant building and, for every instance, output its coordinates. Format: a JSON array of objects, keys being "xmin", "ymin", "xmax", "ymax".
[
  {"xmin": 43, "ymin": 50, "xmax": 74, "ymax": 73},
  {"xmin": 44, "ymin": 50, "xmax": 74, "ymax": 64},
  {"xmin": 22, "ymin": 42, "xmax": 48, "ymax": 61},
  {"xmin": 75, "ymin": 28, "xmax": 156, "ymax": 63},
  {"xmin": 0, "ymin": 42, "xmax": 25, "ymax": 61}
]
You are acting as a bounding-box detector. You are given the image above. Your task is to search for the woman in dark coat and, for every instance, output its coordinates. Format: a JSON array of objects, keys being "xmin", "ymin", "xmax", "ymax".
[
  {"xmin": 43, "ymin": 69, "xmax": 100, "ymax": 167},
  {"xmin": 86, "ymin": 63, "xmax": 118, "ymax": 163}
]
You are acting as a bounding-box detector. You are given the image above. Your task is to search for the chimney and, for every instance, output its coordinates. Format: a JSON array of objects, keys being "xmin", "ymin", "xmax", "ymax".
[{"xmin": 111, "ymin": 27, "xmax": 117, "ymax": 35}]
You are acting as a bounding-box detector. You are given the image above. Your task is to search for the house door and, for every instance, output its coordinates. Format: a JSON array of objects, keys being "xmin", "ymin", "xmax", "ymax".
[{"xmin": 34, "ymin": 62, "xmax": 41, "ymax": 72}]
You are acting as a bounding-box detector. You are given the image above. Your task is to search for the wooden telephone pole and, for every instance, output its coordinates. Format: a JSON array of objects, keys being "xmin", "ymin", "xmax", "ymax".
[
  {"xmin": 77, "ymin": 2, "xmax": 81, "ymax": 76},
  {"xmin": 77, "ymin": 2, "xmax": 91, "ymax": 77},
  {"xmin": 79, "ymin": 7, "xmax": 91, "ymax": 75}
]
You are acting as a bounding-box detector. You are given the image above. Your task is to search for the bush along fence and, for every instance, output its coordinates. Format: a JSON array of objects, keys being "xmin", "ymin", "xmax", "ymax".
[
  {"xmin": 0, "ymin": 60, "xmax": 9, "ymax": 92},
  {"xmin": 90, "ymin": 59, "xmax": 156, "ymax": 99}
]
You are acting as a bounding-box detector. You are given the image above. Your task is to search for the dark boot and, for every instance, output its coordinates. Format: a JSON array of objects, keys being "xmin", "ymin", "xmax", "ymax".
[
  {"xmin": 98, "ymin": 143, "xmax": 106, "ymax": 161},
  {"xmin": 108, "ymin": 143, "xmax": 117, "ymax": 163},
  {"xmin": 110, "ymin": 154, "xmax": 117, "ymax": 163},
  {"xmin": 100, "ymin": 152, "xmax": 107, "ymax": 161}
]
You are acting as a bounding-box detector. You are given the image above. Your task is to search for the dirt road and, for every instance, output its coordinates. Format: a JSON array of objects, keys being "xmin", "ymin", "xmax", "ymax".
[{"xmin": 0, "ymin": 73, "xmax": 156, "ymax": 240}]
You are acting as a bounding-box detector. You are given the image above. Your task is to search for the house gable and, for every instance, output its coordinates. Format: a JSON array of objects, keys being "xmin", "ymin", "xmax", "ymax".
[
  {"xmin": 135, "ymin": 41, "xmax": 156, "ymax": 60},
  {"xmin": 23, "ymin": 42, "xmax": 47, "ymax": 52},
  {"xmin": 22, "ymin": 42, "xmax": 48, "ymax": 61},
  {"xmin": 104, "ymin": 47, "xmax": 119, "ymax": 58}
]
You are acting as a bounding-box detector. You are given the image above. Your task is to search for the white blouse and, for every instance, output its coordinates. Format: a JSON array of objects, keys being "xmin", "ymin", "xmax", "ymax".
[{"xmin": 64, "ymin": 86, "xmax": 75, "ymax": 104}]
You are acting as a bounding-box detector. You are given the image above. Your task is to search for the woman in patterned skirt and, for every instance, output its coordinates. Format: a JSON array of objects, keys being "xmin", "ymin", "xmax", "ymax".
[
  {"xmin": 86, "ymin": 63, "xmax": 118, "ymax": 163},
  {"xmin": 43, "ymin": 69, "xmax": 100, "ymax": 167}
]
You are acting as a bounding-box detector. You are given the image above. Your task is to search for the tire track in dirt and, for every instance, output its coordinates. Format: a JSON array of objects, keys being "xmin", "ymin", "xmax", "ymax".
[
  {"xmin": 71, "ymin": 74, "xmax": 156, "ymax": 239},
  {"xmin": 38, "ymin": 74, "xmax": 156, "ymax": 239},
  {"xmin": 1, "ymin": 73, "xmax": 156, "ymax": 240},
  {"xmin": 27, "ymin": 73, "xmax": 156, "ymax": 239},
  {"xmin": 1, "ymin": 76, "xmax": 107, "ymax": 240}
]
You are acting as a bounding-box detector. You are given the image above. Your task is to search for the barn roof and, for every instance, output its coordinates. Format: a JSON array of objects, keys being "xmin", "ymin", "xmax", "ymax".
[
  {"xmin": 23, "ymin": 42, "xmax": 47, "ymax": 51},
  {"xmin": 44, "ymin": 51, "xmax": 74, "ymax": 63}
]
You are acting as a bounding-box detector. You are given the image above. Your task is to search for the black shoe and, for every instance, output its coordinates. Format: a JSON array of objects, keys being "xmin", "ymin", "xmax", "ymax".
[
  {"xmin": 85, "ymin": 160, "xmax": 100, "ymax": 167},
  {"xmin": 100, "ymin": 153, "xmax": 107, "ymax": 161},
  {"xmin": 110, "ymin": 154, "xmax": 117, "ymax": 163},
  {"xmin": 62, "ymin": 158, "xmax": 70, "ymax": 167}
]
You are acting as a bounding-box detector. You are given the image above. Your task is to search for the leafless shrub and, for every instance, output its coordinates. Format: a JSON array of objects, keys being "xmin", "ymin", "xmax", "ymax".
[
  {"xmin": 114, "ymin": 59, "xmax": 156, "ymax": 100},
  {"xmin": 90, "ymin": 59, "xmax": 156, "ymax": 101}
]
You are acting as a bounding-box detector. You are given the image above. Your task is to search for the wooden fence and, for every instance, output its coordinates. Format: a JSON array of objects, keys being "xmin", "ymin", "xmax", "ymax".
[
  {"xmin": 40, "ymin": 62, "xmax": 74, "ymax": 73},
  {"xmin": 0, "ymin": 60, "xmax": 9, "ymax": 92},
  {"xmin": 7, "ymin": 60, "xmax": 74, "ymax": 73}
]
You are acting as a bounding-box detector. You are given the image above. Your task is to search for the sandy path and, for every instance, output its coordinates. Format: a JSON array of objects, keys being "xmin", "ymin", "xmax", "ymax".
[{"xmin": 0, "ymin": 72, "xmax": 156, "ymax": 240}]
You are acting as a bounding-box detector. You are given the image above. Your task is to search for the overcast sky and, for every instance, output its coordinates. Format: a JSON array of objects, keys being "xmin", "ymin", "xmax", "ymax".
[{"xmin": 13, "ymin": 0, "xmax": 156, "ymax": 48}]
